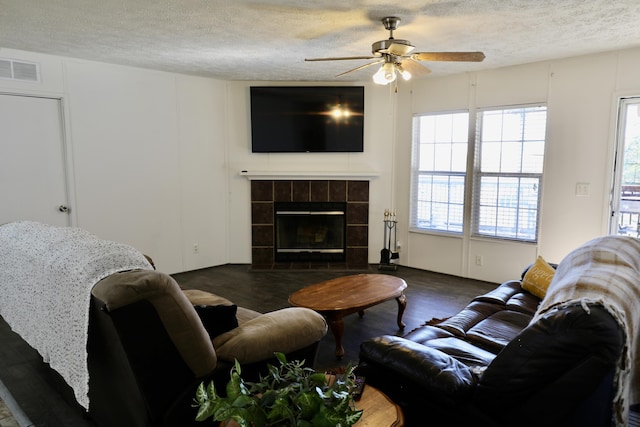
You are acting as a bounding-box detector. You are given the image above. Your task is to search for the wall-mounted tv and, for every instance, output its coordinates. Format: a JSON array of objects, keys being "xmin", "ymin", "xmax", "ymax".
[{"xmin": 250, "ymin": 86, "xmax": 364, "ymax": 153}]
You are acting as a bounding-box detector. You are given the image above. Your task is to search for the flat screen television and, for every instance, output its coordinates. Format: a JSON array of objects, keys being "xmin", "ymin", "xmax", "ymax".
[{"xmin": 250, "ymin": 86, "xmax": 364, "ymax": 153}]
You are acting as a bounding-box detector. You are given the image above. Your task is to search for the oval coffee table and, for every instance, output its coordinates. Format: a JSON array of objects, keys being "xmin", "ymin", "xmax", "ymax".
[{"xmin": 289, "ymin": 274, "xmax": 407, "ymax": 359}]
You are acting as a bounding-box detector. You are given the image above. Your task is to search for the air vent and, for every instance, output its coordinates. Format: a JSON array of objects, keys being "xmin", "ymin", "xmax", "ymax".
[{"xmin": 0, "ymin": 58, "xmax": 40, "ymax": 82}]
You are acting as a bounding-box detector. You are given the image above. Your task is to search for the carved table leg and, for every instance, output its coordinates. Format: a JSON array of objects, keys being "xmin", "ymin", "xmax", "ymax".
[
  {"xmin": 396, "ymin": 293, "xmax": 407, "ymax": 329},
  {"xmin": 326, "ymin": 313, "xmax": 345, "ymax": 359}
]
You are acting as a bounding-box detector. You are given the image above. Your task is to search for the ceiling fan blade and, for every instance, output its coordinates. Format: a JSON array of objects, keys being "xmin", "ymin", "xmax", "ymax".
[
  {"xmin": 388, "ymin": 42, "xmax": 415, "ymax": 56},
  {"xmin": 411, "ymin": 52, "xmax": 486, "ymax": 62},
  {"xmin": 305, "ymin": 56, "xmax": 377, "ymax": 62},
  {"xmin": 335, "ymin": 59, "xmax": 384, "ymax": 77},
  {"xmin": 400, "ymin": 59, "xmax": 431, "ymax": 77}
]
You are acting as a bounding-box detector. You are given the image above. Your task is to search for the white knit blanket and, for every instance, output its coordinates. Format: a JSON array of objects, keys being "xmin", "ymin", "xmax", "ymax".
[
  {"xmin": 0, "ymin": 221, "xmax": 152, "ymax": 410},
  {"xmin": 532, "ymin": 235, "xmax": 640, "ymax": 427}
]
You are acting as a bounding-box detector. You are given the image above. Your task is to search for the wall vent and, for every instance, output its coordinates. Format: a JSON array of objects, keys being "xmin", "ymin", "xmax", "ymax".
[{"xmin": 0, "ymin": 58, "xmax": 40, "ymax": 82}]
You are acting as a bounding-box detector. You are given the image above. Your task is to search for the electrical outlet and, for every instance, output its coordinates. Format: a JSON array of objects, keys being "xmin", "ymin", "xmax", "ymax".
[
  {"xmin": 475, "ymin": 255, "xmax": 483, "ymax": 266},
  {"xmin": 193, "ymin": 244, "xmax": 199, "ymax": 253}
]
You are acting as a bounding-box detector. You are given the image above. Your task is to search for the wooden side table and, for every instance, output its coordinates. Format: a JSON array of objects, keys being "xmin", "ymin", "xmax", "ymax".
[{"xmin": 355, "ymin": 382, "xmax": 405, "ymax": 426}]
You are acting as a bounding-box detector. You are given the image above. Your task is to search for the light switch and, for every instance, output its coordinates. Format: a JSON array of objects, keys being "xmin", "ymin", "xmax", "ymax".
[{"xmin": 576, "ymin": 182, "xmax": 590, "ymax": 197}]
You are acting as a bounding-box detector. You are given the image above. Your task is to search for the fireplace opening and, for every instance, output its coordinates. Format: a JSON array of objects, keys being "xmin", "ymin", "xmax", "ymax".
[{"xmin": 274, "ymin": 202, "xmax": 346, "ymax": 262}]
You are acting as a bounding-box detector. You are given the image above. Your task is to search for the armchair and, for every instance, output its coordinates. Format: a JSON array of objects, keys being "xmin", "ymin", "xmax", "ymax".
[{"xmin": 88, "ymin": 269, "xmax": 327, "ymax": 427}]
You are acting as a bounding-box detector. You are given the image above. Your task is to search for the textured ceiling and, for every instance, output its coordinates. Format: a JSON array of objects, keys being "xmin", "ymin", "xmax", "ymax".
[{"xmin": 1, "ymin": 0, "xmax": 640, "ymax": 82}]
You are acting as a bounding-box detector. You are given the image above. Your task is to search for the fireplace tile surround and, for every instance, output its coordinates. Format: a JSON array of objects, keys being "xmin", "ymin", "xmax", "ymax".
[{"xmin": 251, "ymin": 180, "xmax": 369, "ymax": 270}]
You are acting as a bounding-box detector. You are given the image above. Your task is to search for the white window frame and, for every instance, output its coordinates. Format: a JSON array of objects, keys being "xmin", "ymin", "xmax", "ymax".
[
  {"xmin": 410, "ymin": 104, "xmax": 547, "ymax": 243},
  {"xmin": 472, "ymin": 105, "xmax": 547, "ymax": 242},
  {"xmin": 410, "ymin": 111, "xmax": 470, "ymax": 234}
]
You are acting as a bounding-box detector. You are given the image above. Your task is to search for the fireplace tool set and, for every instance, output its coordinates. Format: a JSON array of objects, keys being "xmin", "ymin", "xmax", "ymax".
[{"xmin": 379, "ymin": 209, "xmax": 399, "ymax": 271}]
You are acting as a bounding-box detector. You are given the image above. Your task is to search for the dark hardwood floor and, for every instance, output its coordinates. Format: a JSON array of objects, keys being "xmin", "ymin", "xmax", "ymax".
[{"xmin": 0, "ymin": 264, "xmax": 498, "ymax": 426}]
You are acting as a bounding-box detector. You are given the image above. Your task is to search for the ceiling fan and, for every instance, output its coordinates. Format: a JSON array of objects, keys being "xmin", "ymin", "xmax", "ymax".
[{"xmin": 305, "ymin": 16, "xmax": 485, "ymax": 85}]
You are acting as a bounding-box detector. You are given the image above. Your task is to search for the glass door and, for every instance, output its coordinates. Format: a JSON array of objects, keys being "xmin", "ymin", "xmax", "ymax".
[{"xmin": 612, "ymin": 98, "xmax": 640, "ymax": 236}]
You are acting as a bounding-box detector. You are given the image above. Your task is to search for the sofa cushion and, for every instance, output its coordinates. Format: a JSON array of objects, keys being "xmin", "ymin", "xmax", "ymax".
[
  {"xmin": 404, "ymin": 324, "xmax": 455, "ymax": 344},
  {"xmin": 521, "ymin": 256, "xmax": 555, "ymax": 298},
  {"xmin": 359, "ymin": 335, "xmax": 477, "ymax": 397},
  {"xmin": 473, "ymin": 280, "xmax": 523, "ymax": 305},
  {"xmin": 436, "ymin": 301, "xmax": 503, "ymax": 337},
  {"xmin": 182, "ymin": 288, "xmax": 234, "ymax": 306},
  {"xmin": 213, "ymin": 307, "xmax": 327, "ymax": 364},
  {"xmin": 465, "ymin": 310, "xmax": 533, "ymax": 352},
  {"xmin": 424, "ymin": 337, "xmax": 497, "ymax": 368},
  {"xmin": 236, "ymin": 306, "xmax": 262, "ymax": 325},
  {"xmin": 505, "ymin": 292, "xmax": 541, "ymax": 315}
]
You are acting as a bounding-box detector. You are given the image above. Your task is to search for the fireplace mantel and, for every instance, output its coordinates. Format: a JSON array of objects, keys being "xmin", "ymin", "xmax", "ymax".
[{"xmin": 240, "ymin": 170, "xmax": 379, "ymax": 181}]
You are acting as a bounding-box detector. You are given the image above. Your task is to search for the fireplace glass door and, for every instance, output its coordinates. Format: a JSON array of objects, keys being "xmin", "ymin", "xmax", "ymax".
[{"xmin": 275, "ymin": 202, "xmax": 346, "ymax": 262}]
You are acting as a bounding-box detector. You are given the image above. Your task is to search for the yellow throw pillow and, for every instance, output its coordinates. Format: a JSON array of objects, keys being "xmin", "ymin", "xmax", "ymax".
[{"xmin": 521, "ymin": 256, "xmax": 555, "ymax": 299}]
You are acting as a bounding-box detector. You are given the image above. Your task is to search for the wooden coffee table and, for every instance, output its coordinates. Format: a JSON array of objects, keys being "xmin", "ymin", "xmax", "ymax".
[{"xmin": 288, "ymin": 274, "xmax": 407, "ymax": 359}]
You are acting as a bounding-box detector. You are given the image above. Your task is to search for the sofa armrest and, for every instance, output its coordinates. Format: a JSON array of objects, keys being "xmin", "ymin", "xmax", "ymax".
[
  {"xmin": 359, "ymin": 335, "xmax": 476, "ymax": 397},
  {"xmin": 212, "ymin": 307, "xmax": 327, "ymax": 364},
  {"xmin": 474, "ymin": 304, "xmax": 623, "ymax": 426}
]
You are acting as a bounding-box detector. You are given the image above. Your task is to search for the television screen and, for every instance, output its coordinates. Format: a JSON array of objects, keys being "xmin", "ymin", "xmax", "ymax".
[{"xmin": 250, "ymin": 86, "xmax": 364, "ymax": 153}]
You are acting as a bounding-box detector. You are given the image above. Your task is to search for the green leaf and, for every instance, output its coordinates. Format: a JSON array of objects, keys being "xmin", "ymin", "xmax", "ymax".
[
  {"xmin": 194, "ymin": 400, "xmax": 215, "ymax": 422},
  {"xmin": 310, "ymin": 372, "xmax": 328, "ymax": 386},
  {"xmin": 195, "ymin": 382, "xmax": 208, "ymax": 404},
  {"xmin": 226, "ymin": 372, "xmax": 243, "ymax": 400},
  {"xmin": 231, "ymin": 395, "xmax": 255, "ymax": 408},
  {"xmin": 275, "ymin": 351, "xmax": 287, "ymax": 365},
  {"xmin": 345, "ymin": 409, "xmax": 364, "ymax": 425},
  {"xmin": 233, "ymin": 358, "xmax": 243, "ymax": 376},
  {"xmin": 259, "ymin": 389, "xmax": 277, "ymax": 407},
  {"xmin": 298, "ymin": 391, "xmax": 322, "ymax": 419},
  {"xmin": 206, "ymin": 381, "xmax": 217, "ymax": 399},
  {"xmin": 310, "ymin": 407, "xmax": 338, "ymax": 427}
]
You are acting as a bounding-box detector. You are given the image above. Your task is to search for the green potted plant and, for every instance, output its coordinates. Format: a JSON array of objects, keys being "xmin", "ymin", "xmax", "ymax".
[{"xmin": 194, "ymin": 352, "xmax": 363, "ymax": 427}]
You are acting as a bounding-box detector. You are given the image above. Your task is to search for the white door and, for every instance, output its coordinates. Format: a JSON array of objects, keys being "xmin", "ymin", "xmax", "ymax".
[{"xmin": 0, "ymin": 94, "xmax": 70, "ymax": 226}]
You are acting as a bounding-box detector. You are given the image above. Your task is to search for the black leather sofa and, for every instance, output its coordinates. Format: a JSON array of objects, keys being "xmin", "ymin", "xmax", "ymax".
[{"xmin": 358, "ymin": 270, "xmax": 624, "ymax": 427}]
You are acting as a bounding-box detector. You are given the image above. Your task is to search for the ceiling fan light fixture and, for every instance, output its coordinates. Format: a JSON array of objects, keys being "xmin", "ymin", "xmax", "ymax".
[
  {"xmin": 396, "ymin": 64, "xmax": 411, "ymax": 81},
  {"xmin": 373, "ymin": 61, "xmax": 396, "ymax": 85}
]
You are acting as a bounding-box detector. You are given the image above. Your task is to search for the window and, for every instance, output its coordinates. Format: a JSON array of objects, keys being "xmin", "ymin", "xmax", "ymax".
[
  {"xmin": 473, "ymin": 106, "xmax": 547, "ymax": 241},
  {"xmin": 410, "ymin": 112, "xmax": 469, "ymax": 233},
  {"xmin": 410, "ymin": 105, "xmax": 547, "ymax": 243}
]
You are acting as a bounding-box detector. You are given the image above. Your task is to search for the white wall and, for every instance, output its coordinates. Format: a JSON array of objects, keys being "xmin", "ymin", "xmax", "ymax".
[
  {"xmin": 394, "ymin": 47, "xmax": 640, "ymax": 283},
  {"xmin": 0, "ymin": 48, "xmax": 228, "ymax": 274}
]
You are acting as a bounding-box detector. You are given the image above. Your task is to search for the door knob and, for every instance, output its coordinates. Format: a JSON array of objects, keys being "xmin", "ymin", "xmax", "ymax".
[{"xmin": 58, "ymin": 205, "xmax": 70, "ymax": 213}]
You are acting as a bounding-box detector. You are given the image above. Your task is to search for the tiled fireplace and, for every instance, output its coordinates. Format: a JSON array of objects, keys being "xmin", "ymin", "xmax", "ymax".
[{"xmin": 251, "ymin": 180, "xmax": 369, "ymax": 270}]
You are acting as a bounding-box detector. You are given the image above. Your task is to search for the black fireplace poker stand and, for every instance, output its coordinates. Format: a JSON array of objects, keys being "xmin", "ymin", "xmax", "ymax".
[{"xmin": 379, "ymin": 209, "xmax": 399, "ymax": 271}]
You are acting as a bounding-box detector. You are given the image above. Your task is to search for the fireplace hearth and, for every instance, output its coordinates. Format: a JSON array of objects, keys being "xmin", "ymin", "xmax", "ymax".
[{"xmin": 250, "ymin": 180, "xmax": 369, "ymax": 270}]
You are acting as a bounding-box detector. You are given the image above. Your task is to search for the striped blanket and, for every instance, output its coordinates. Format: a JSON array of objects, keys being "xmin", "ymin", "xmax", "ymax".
[
  {"xmin": 532, "ymin": 235, "xmax": 640, "ymax": 427},
  {"xmin": 0, "ymin": 221, "xmax": 152, "ymax": 409}
]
